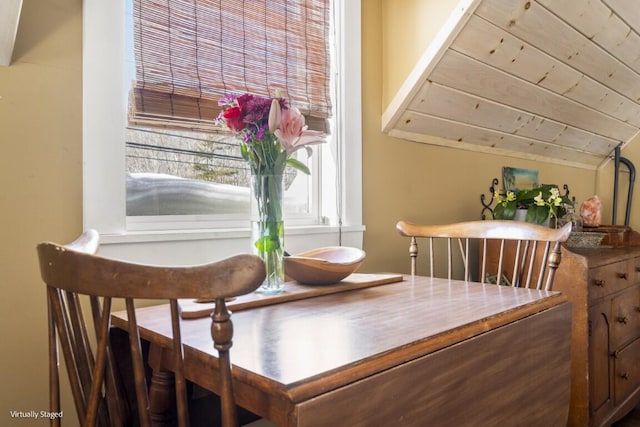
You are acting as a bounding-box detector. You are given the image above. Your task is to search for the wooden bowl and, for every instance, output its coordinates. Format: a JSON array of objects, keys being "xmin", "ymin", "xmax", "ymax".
[{"xmin": 284, "ymin": 246, "xmax": 366, "ymax": 285}]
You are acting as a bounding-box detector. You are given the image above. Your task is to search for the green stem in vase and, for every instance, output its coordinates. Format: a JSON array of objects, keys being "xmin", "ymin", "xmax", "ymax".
[
  {"xmin": 251, "ymin": 173, "xmax": 285, "ymax": 292},
  {"xmin": 253, "ymin": 174, "xmax": 283, "ymax": 252}
]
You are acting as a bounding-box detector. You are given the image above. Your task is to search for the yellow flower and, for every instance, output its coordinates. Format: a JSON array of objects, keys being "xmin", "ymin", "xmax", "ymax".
[{"xmin": 534, "ymin": 191, "xmax": 545, "ymax": 206}]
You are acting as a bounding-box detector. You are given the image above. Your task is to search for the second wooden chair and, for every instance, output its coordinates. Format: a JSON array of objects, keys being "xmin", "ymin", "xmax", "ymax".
[{"xmin": 396, "ymin": 220, "xmax": 572, "ymax": 290}]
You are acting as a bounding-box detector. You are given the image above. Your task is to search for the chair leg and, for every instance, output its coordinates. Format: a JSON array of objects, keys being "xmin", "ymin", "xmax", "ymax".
[{"xmin": 48, "ymin": 297, "xmax": 61, "ymax": 427}]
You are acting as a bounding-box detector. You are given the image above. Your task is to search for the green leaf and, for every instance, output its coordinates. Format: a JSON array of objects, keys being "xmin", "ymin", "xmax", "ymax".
[
  {"xmin": 525, "ymin": 205, "xmax": 549, "ymax": 224},
  {"xmin": 255, "ymin": 236, "xmax": 274, "ymax": 252},
  {"xmin": 253, "ymin": 221, "xmax": 283, "ymax": 253},
  {"xmin": 494, "ymin": 202, "xmax": 517, "ymax": 220},
  {"xmin": 240, "ymin": 144, "xmax": 250, "ymax": 161},
  {"xmin": 286, "ymin": 157, "xmax": 311, "ymax": 175},
  {"xmin": 502, "ymin": 202, "xmax": 516, "ymax": 219},
  {"xmin": 254, "ymin": 234, "xmax": 282, "ymax": 252}
]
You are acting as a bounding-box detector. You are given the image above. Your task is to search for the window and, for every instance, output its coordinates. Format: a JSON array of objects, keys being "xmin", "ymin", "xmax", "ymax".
[
  {"xmin": 124, "ymin": 0, "xmax": 328, "ymax": 225},
  {"xmin": 83, "ymin": 0, "xmax": 363, "ymax": 262}
]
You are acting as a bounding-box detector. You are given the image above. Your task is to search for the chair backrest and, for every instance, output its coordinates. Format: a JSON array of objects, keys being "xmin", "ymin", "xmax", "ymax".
[
  {"xmin": 396, "ymin": 220, "xmax": 572, "ymax": 290},
  {"xmin": 37, "ymin": 230, "xmax": 265, "ymax": 427}
]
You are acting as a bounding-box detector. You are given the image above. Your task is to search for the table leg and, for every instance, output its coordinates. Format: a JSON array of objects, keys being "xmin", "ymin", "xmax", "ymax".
[{"xmin": 148, "ymin": 344, "xmax": 176, "ymax": 426}]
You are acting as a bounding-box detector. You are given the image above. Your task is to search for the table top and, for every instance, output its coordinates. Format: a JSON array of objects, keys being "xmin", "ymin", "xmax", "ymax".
[{"xmin": 111, "ymin": 274, "xmax": 566, "ymax": 404}]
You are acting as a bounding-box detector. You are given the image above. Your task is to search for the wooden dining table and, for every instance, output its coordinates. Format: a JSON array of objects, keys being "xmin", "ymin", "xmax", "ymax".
[{"xmin": 111, "ymin": 273, "xmax": 572, "ymax": 427}]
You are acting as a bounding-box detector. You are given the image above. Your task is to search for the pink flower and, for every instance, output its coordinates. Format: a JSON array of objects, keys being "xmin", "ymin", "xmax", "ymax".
[
  {"xmin": 275, "ymin": 106, "xmax": 324, "ymax": 154},
  {"xmin": 216, "ymin": 92, "xmax": 325, "ymax": 175},
  {"xmin": 268, "ymin": 98, "xmax": 281, "ymax": 133}
]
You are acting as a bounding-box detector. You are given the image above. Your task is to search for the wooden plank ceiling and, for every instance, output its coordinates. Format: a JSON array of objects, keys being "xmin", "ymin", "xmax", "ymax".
[{"xmin": 382, "ymin": 0, "xmax": 640, "ymax": 170}]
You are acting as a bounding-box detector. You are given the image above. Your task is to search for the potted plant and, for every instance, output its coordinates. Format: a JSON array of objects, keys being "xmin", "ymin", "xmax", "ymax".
[{"xmin": 493, "ymin": 185, "xmax": 572, "ymax": 225}]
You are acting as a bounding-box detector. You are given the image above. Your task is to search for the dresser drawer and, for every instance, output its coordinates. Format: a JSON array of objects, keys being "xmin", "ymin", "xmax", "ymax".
[
  {"xmin": 589, "ymin": 261, "xmax": 633, "ymax": 300},
  {"xmin": 631, "ymin": 258, "xmax": 640, "ymax": 283},
  {"xmin": 611, "ymin": 285, "xmax": 640, "ymax": 349},
  {"xmin": 614, "ymin": 337, "xmax": 640, "ymax": 405}
]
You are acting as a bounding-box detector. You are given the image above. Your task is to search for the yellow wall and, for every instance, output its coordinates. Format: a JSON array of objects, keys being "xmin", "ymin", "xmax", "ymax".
[
  {"xmin": 0, "ymin": 0, "xmax": 83, "ymax": 423},
  {"xmin": 596, "ymin": 133, "xmax": 640, "ymax": 226},
  {"xmin": 1, "ymin": 0, "xmax": 639, "ymax": 424},
  {"xmin": 381, "ymin": 0, "xmax": 458, "ymax": 106}
]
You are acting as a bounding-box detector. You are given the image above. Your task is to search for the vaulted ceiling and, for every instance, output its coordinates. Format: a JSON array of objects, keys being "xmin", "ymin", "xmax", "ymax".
[{"xmin": 382, "ymin": 0, "xmax": 640, "ymax": 170}]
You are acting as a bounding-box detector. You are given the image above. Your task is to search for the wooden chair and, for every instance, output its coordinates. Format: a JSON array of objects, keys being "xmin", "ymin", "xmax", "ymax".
[
  {"xmin": 396, "ymin": 220, "xmax": 572, "ymax": 290},
  {"xmin": 37, "ymin": 230, "xmax": 274, "ymax": 427}
]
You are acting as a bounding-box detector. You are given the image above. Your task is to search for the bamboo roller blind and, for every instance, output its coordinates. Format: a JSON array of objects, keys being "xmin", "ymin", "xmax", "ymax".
[{"xmin": 129, "ymin": 0, "xmax": 332, "ymax": 133}]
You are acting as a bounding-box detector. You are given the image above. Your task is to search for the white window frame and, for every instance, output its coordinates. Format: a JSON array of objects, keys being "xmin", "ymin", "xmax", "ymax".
[{"xmin": 82, "ymin": 0, "xmax": 363, "ymax": 263}]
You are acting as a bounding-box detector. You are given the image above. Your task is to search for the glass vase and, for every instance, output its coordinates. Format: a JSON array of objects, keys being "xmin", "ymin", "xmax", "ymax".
[{"xmin": 250, "ymin": 174, "xmax": 285, "ymax": 294}]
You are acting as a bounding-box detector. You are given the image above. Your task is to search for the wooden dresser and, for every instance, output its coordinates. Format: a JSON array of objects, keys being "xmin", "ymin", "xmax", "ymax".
[{"xmin": 553, "ymin": 239, "xmax": 640, "ymax": 427}]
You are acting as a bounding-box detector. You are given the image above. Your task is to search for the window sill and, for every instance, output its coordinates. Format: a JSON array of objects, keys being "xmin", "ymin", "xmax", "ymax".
[
  {"xmin": 100, "ymin": 224, "xmax": 365, "ymax": 245},
  {"xmin": 97, "ymin": 224, "xmax": 365, "ymax": 265}
]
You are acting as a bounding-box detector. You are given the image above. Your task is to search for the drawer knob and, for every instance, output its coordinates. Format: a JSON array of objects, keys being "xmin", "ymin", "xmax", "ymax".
[
  {"xmin": 617, "ymin": 272, "xmax": 628, "ymax": 280},
  {"xmin": 594, "ymin": 279, "xmax": 606, "ymax": 287},
  {"xmin": 621, "ymin": 372, "xmax": 631, "ymax": 381},
  {"xmin": 612, "ymin": 349, "xmax": 621, "ymax": 359},
  {"xmin": 618, "ymin": 316, "xmax": 628, "ymax": 324}
]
